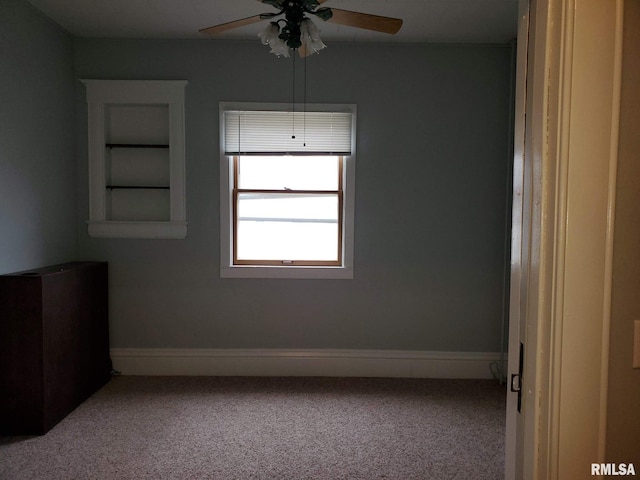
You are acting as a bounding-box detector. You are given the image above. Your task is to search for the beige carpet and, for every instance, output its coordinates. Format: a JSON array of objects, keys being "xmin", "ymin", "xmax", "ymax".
[{"xmin": 1, "ymin": 376, "xmax": 506, "ymax": 479}]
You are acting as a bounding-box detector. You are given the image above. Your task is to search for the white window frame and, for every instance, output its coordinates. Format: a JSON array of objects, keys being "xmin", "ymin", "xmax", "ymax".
[{"xmin": 219, "ymin": 102, "xmax": 356, "ymax": 279}]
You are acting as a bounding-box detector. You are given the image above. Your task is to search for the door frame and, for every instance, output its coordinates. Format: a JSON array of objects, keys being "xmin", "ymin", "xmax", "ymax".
[{"xmin": 507, "ymin": 0, "xmax": 623, "ymax": 478}]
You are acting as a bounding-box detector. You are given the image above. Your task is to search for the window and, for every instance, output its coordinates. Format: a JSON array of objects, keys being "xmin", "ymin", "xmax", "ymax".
[
  {"xmin": 234, "ymin": 155, "xmax": 343, "ymax": 265},
  {"xmin": 220, "ymin": 103, "xmax": 356, "ymax": 279}
]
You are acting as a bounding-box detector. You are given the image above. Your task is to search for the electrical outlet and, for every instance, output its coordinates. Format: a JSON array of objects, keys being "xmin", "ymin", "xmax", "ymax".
[{"xmin": 634, "ymin": 320, "xmax": 640, "ymax": 369}]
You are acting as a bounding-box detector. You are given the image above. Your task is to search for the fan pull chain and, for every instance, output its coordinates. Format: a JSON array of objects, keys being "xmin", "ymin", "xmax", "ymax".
[
  {"xmin": 291, "ymin": 52, "xmax": 296, "ymax": 139},
  {"xmin": 303, "ymin": 53, "xmax": 307, "ymax": 147}
]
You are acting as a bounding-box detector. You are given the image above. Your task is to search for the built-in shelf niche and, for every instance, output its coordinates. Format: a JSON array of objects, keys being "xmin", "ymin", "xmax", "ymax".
[{"xmin": 81, "ymin": 80, "xmax": 188, "ymax": 239}]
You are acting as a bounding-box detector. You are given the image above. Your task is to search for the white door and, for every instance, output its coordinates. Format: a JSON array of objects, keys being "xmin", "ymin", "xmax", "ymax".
[{"xmin": 504, "ymin": 1, "xmax": 530, "ymax": 478}]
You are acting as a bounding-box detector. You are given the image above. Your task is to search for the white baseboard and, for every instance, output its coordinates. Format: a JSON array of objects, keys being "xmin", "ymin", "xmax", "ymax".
[{"xmin": 110, "ymin": 348, "xmax": 504, "ymax": 379}]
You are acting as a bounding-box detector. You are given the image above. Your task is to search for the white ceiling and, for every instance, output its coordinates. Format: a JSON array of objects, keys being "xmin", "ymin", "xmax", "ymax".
[{"xmin": 27, "ymin": 0, "xmax": 518, "ymax": 44}]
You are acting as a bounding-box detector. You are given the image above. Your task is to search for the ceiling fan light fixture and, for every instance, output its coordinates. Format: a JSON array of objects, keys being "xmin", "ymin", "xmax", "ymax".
[
  {"xmin": 258, "ymin": 22, "xmax": 291, "ymax": 57},
  {"xmin": 269, "ymin": 36, "xmax": 292, "ymax": 57},
  {"xmin": 300, "ymin": 18, "xmax": 326, "ymax": 54},
  {"xmin": 258, "ymin": 21, "xmax": 279, "ymax": 45}
]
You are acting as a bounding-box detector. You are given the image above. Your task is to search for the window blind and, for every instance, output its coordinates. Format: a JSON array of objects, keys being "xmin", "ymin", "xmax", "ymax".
[{"xmin": 224, "ymin": 110, "xmax": 352, "ymax": 155}]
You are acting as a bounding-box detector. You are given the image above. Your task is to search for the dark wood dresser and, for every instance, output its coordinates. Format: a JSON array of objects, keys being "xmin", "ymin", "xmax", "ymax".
[{"xmin": 0, "ymin": 261, "xmax": 111, "ymax": 435}]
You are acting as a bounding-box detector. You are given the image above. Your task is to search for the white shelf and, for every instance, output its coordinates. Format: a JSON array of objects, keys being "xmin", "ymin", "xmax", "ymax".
[
  {"xmin": 81, "ymin": 80, "xmax": 188, "ymax": 239},
  {"xmin": 86, "ymin": 221, "xmax": 187, "ymax": 239}
]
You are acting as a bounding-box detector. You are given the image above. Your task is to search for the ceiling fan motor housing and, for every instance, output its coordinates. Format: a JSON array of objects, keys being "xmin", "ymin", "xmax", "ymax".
[
  {"xmin": 260, "ymin": 0, "xmax": 333, "ymax": 49},
  {"xmin": 282, "ymin": 1, "xmax": 305, "ymax": 48}
]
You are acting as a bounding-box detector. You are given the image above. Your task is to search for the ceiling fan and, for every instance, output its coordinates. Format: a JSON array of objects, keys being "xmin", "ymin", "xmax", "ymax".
[{"xmin": 199, "ymin": 0, "xmax": 403, "ymax": 57}]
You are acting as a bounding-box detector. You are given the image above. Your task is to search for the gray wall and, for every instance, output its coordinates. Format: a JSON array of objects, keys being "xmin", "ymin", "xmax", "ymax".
[
  {"xmin": 74, "ymin": 38, "xmax": 513, "ymax": 352},
  {"xmin": 0, "ymin": 0, "xmax": 78, "ymax": 274}
]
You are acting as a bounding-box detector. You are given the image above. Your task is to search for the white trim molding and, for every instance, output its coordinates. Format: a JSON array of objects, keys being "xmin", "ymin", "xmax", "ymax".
[{"xmin": 110, "ymin": 348, "xmax": 502, "ymax": 379}]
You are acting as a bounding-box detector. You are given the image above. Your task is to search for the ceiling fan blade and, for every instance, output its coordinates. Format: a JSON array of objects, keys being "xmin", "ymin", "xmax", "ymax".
[
  {"xmin": 326, "ymin": 9, "xmax": 403, "ymax": 35},
  {"xmin": 199, "ymin": 15, "xmax": 265, "ymax": 35}
]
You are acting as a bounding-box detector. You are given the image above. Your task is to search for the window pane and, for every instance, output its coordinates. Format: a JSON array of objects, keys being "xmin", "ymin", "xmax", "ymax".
[
  {"xmin": 237, "ymin": 156, "xmax": 339, "ymax": 190},
  {"xmin": 236, "ymin": 193, "xmax": 339, "ymax": 261}
]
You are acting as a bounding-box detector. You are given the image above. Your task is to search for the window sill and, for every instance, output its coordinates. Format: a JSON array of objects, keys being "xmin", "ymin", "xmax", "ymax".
[{"xmin": 220, "ymin": 265, "xmax": 353, "ymax": 279}]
